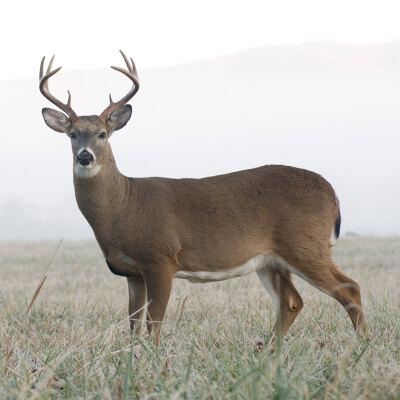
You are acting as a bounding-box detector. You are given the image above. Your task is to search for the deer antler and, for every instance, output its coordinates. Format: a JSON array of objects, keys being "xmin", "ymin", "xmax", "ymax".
[
  {"xmin": 39, "ymin": 55, "xmax": 78, "ymax": 121},
  {"xmin": 100, "ymin": 50, "xmax": 140, "ymax": 120}
]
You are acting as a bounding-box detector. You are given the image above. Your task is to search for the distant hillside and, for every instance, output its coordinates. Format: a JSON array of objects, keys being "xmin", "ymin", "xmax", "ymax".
[{"xmin": 204, "ymin": 41, "xmax": 400, "ymax": 71}]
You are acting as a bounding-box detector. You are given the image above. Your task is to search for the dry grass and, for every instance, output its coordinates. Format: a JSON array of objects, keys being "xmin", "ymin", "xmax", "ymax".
[{"xmin": 0, "ymin": 237, "xmax": 399, "ymax": 399}]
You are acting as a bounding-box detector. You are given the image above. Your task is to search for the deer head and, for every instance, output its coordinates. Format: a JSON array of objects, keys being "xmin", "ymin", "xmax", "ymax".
[{"xmin": 40, "ymin": 51, "xmax": 139, "ymax": 178}]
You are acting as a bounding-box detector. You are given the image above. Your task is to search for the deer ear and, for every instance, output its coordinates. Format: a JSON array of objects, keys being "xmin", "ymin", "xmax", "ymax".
[
  {"xmin": 106, "ymin": 105, "xmax": 132, "ymax": 132},
  {"xmin": 42, "ymin": 108, "xmax": 72, "ymax": 133}
]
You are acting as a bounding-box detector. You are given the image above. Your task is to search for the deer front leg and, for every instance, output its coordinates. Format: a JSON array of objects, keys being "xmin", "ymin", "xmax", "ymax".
[
  {"xmin": 143, "ymin": 267, "xmax": 174, "ymax": 345},
  {"xmin": 127, "ymin": 276, "xmax": 147, "ymax": 334}
]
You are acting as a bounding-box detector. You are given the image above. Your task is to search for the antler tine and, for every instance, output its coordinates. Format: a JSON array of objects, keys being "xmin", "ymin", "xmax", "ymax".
[
  {"xmin": 39, "ymin": 56, "xmax": 45, "ymax": 80},
  {"xmin": 100, "ymin": 50, "xmax": 140, "ymax": 120},
  {"xmin": 120, "ymin": 50, "xmax": 131, "ymax": 71},
  {"xmin": 130, "ymin": 57, "xmax": 138, "ymax": 76},
  {"xmin": 118, "ymin": 51, "xmax": 138, "ymax": 78},
  {"xmin": 46, "ymin": 55, "xmax": 55, "ymax": 75},
  {"xmin": 39, "ymin": 55, "xmax": 78, "ymax": 121},
  {"xmin": 67, "ymin": 90, "xmax": 72, "ymax": 106}
]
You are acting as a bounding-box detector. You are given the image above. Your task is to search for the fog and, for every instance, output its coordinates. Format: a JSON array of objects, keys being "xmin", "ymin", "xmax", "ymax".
[{"xmin": 1, "ymin": 42, "xmax": 399, "ymax": 239}]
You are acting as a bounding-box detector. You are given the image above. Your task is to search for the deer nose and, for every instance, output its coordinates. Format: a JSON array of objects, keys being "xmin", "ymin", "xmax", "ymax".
[{"xmin": 77, "ymin": 150, "xmax": 94, "ymax": 166}]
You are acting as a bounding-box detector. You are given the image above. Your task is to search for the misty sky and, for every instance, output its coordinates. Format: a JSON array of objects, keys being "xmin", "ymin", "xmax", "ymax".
[
  {"xmin": 1, "ymin": 2, "xmax": 400, "ymax": 239},
  {"xmin": 2, "ymin": 1, "xmax": 400, "ymax": 79}
]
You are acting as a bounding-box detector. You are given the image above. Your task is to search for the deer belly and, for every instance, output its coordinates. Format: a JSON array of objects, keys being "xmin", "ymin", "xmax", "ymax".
[{"xmin": 174, "ymin": 254, "xmax": 269, "ymax": 283}]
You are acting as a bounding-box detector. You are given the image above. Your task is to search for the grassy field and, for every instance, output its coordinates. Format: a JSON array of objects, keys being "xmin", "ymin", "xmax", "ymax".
[{"xmin": 0, "ymin": 237, "xmax": 399, "ymax": 399}]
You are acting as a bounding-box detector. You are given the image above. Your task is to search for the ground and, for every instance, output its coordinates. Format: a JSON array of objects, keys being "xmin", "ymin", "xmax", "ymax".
[{"xmin": 0, "ymin": 237, "xmax": 399, "ymax": 399}]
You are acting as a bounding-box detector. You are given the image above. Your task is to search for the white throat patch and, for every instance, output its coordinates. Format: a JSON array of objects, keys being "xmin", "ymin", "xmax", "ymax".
[{"xmin": 74, "ymin": 163, "xmax": 101, "ymax": 179}]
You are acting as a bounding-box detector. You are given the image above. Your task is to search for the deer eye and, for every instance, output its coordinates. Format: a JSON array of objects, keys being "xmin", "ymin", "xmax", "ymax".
[
  {"xmin": 98, "ymin": 132, "xmax": 107, "ymax": 139},
  {"xmin": 70, "ymin": 132, "xmax": 78, "ymax": 139}
]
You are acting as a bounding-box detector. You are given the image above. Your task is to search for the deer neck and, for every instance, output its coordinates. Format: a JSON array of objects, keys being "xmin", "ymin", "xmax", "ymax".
[{"xmin": 73, "ymin": 144, "xmax": 130, "ymax": 228}]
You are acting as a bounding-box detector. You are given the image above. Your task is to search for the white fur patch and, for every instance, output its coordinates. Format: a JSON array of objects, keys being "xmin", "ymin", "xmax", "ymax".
[
  {"xmin": 330, "ymin": 229, "xmax": 337, "ymax": 246},
  {"xmin": 174, "ymin": 254, "xmax": 284, "ymax": 283},
  {"xmin": 256, "ymin": 265, "xmax": 279, "ymax": 307},
  {"xmin": 74, "ymin": 163, "xmax": 101, "ymax": 179}
]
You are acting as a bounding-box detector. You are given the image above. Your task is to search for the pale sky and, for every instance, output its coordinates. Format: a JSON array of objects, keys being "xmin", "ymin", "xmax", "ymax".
[
  {"xmin": 1, "ymin": 1, "xmax": 400, "ymax": 238},
  {"xmin": 3, "ymin": 0, "xmax": 400, "ymax": 80}
]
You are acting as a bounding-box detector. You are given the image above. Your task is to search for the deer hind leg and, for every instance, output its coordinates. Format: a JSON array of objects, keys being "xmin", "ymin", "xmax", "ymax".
[
  {"xmin": 127, "ymin": 276, "xmax": 147, "ymax": 334},
  {"xmin": 285, "ymin": 256, "xmax": 366, "ymax": 335},
  {"xmin": 257, "ymin": 266, "xmax": 304, "ymax": 337}
]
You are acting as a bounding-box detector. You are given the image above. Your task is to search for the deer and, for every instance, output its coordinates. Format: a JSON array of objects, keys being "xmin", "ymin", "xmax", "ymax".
[{"xmin": 39, "ymin": 51, "xmax": 366, "ymax": 345}]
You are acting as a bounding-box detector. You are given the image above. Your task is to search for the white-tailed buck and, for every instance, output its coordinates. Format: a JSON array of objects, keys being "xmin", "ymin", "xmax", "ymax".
[{"xmin": 40, "ymin": 51, "xmax": 366, "ymax": 344}]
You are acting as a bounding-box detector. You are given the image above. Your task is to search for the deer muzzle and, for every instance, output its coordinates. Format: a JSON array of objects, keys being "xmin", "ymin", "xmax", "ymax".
[{"xmin": 77, "ymin": 150, "xmax": 94, "ymax": 166}]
